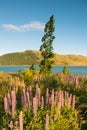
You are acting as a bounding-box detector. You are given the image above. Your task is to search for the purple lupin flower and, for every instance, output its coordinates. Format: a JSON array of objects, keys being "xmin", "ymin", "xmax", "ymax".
[
  {"xmin": 19, "ymin": 111, "xmax": 23, "ymax": 130},
  {"xmin": 11, "ymin": 90, "xmax": 16, "ymax": 117},
  {"xmin": 45, "ymin": 114, "xmax": 49, "ymax": 130}
]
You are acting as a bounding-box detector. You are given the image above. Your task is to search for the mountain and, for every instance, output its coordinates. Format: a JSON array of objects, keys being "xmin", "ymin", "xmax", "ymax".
[{"xmin": 0, "ymin": 50, "xmax": 87, "ymax": 66}]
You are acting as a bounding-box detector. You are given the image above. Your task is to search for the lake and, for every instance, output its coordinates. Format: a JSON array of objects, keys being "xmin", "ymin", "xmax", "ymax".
[{"xmin": 0, "ymin": 66, "xmax": 87, "ymax": 75}]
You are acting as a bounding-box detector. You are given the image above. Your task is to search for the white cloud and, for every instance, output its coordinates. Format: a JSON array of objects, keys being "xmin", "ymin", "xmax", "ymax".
[{"xmin": 2, "ymin": 21, "xmax": 45, "ymax": 32}]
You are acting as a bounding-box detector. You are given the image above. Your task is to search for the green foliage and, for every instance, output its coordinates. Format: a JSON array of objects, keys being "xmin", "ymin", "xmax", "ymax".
[
  {"xmin": 39, "ymin": 15, "xmax": 55, "ymax": 74},
  {"xmin": 62, "ymin": 66, "xmax": 70, "ymax": 75},
  {"xmin": 24, "ymin": 109, "xmax": 46, "ymax": 130},
  {"xmin": 30, "ymin": 64, "xmax": 35, "ymax": 70},
  {"xmin": 22, "ymin": 106, "xmax": 79, "ymax": 130},
  {"xmin": 24, "ymin": 69, "xmax": 39, "ymax": 86}
]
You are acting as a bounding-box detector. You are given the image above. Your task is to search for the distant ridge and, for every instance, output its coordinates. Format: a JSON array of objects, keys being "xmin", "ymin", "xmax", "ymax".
[{"xmin": 0, "ymin": 50, "xmax": 87, "ymax": 66}]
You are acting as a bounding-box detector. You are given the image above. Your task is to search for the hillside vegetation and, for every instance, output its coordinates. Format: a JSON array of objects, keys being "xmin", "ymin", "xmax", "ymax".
[{"xmin": 0, "ymin": 50, "xmax": 87, "ymax": 65}]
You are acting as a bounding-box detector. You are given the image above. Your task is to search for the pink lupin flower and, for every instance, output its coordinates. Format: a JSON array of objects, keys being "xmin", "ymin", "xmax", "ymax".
[
  {"xmin": 54, "ymin": 114, "xmax": 57, "ymax": 121},
  {"xmin": 48, "ymin": 96, "xmax": 52, "ymax": 105},
  {"xmin": 46, "ymin": 88, "xmax": 49, "ymax": 104},
  {"xmin": 7, "ymin": 92, "xmax": 11, "ymax": 106},
  {"xmin": 11, "ymin": 90, "xmax": 16, "ymax": 117},
  {"xmin": 64, "ymin": 91, "xmax": 69, "ymax": 106},
  {"xmin": 9, "ymin": 121, "xmax": 13, "ymax": 130},
  {"xmin": 7, "ymin": 92, "xmax": 11, "ymax": 112},
  {"xmin": 57, "ymin": 101, "xmax": 61, "ymax": 114},
  {"xmin": 75, "ymin": 76, "xmax": 79, "ymax": 88},
  {"xmin": 29, "ymin": 86, "xmax": 32, "ymax": 100},
  {"xmin": 51, "ymin": 89, "xmax": 54, "ymax": 111},
  {"xmin": 33, "ymin": 96, "xmax": 38, "ymax": 117},
  {"xmin": 45, "ymin": 114, "xmax": 49, "ymax": 130},
  {"xmin": 4, "ymin": 95, "xmax": 8, "ymax": 112},
  {"xmin": 57, "ymin": 91, "xmax": 63, "ymax": 114},
  {"xmin": 55, "ymin": 91, "xmax": 58, "ymax": 106},
  {"xmin": 15, "ymin": 121, "xmax": 18, "ymax": 127},
  {"xmin": 36, "ymin": 84, "xmax": 41, "ymax": 106},
  {"xmin": 21, "ymin": 80, "xmax": 25, "ymax": 88},
  {"xmin": 36, "ymin": 83, "xmax": 39, "ymax": 94},
  {"xmin": 19, "ymin": 111, "xmax": 23, "ymax": 130},
  {"xmin": 38, "ymin": 87, "xmax": 41, "ymax": 106},
  {"xmin": 26, "ymin": 92, "xmax": 31, "ymax": 110},
  {"xmin": 21, "ymin": 89, "xmax": 26, "ymax": 108},
  {"xmin": 61, "ymin": 91, "xmax": 64, "ymax": 106},
  {"xmin": 67, "ymin": 93, "xmax": 72, "ymax": 108},
  {"xmin": 72, "ymin": 95, "xmax": 75, "ymax": 110},
  {"xmin": 26, "ymin": 91, "xmax": 30, "ymax": 103},
  {"xmin": 41, "ymin": 96, "xmax": 44, "ymax": 110}
]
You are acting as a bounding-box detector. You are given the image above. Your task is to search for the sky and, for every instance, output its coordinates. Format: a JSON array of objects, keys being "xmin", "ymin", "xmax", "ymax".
[{"xmin": 0, "ymin": 0, "xmax": 87, "ymax": 56}]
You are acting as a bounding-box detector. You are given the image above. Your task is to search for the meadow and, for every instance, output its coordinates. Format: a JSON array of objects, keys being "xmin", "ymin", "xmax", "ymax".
[{"xmin": 0, "ymin": 69, "xmax": 87, "ymax": 130}]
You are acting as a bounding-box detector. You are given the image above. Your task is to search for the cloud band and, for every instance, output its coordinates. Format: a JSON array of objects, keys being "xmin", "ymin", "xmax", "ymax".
[{"xmin": 2, "ymin": 21, "xmax": 45, "ymax": 32}]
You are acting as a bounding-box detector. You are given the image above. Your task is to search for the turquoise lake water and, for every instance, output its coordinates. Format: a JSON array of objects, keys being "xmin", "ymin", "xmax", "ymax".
[{"xmin": 0, "ymin": 66, "xmax": 87, "ymax": 75}]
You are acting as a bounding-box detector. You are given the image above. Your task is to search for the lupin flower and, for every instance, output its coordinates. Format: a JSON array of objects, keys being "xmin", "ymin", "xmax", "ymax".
[
  {"xmin": 67, "ymin": 93, "xmax": 72, "ymax": 108},
  {"xmin": 33, "ymin": 96, "xmax": 38, "ymax": 117},
  {"xmin": 29, "ymin": 86, "xmax": 32, "ymax": 100},
  {"xmin": 4, "ymin": 95, "xmax": 8, "ymax": 112},
  {"xmin": 75, "ymin": 76, "xmax": 79, "ymax": 88},
  {"xmin": 26, "ymin": 92, "xmax": 30, "ymax": 110},
  {"xmin": 55, "ymin": 91, "xmax": 58, "ymax": 106},
  {"xmin": 41, "ymin": 96, "xmax": 44, "ymax": 109},
  {"xmin": 11, "ymin": 90, "xmax": 16, "ymax": 117},
  {"xmin": 46, "ymin": 88, "xmax": 49, "ymax": 104},
  {"xmin": 36, "ymin": 84, "xmax": 41, "ymax": 106},
  {"xmin": 72, "ymin": 95, "xmax": 75, "ymax": 110},
  {"xmin": 61, "ymin": 91, "xmax": 64, "ymax": 106},
  {"xmin": 21, "ymin": 89, "xmax": 26, "ymax": 107},
  {"xmin": 54, "ymin": 114, "xmax": 57, "ymax": 121},
  {"xmin": 57, "ymin": 100, "xmax": 61, "ymax": 114},
  {"xmin": 19, "ymin": 111, "xmax": 23, "ymax": 130},
  {"xmin": 9, "ymin": 121, "xmax": 13, "ymax": 130},
  {"xmin": 45, "ymin": 114, "xmax": 49, "ymax": 130},
  {"xmin": 51, "ymin": 89, "xmax": 54, "ymax": 111},
  {"xmin": 7, "ymin": 92, "xmax": 11, "ymax": 106}
]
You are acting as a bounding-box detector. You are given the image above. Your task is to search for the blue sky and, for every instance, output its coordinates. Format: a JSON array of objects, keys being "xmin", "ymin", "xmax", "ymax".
[{"xmin": 0, "ymin": 0, "xmax": 87, "ymax": 56}]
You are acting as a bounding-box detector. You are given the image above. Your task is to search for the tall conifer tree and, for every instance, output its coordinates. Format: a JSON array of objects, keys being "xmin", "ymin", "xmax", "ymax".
[{"xmin": 39, "ymin": 15, "xmax": 55, "ymax": 74}]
